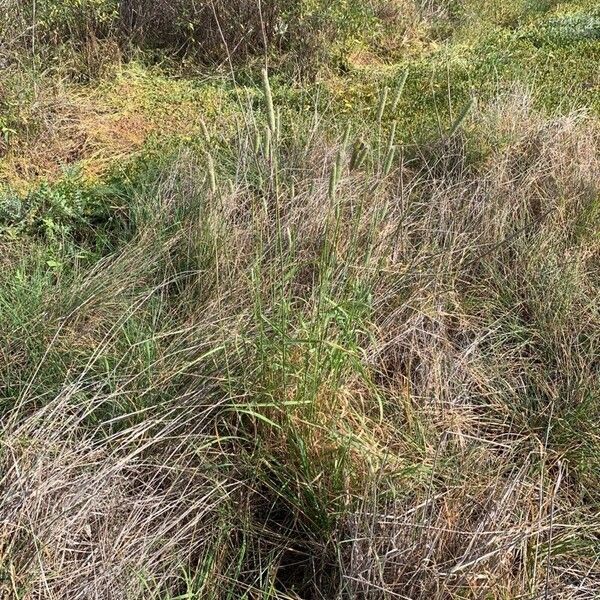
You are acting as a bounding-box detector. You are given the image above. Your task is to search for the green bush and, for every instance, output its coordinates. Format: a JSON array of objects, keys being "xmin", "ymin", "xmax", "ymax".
[
  {"xmin": 4, "ymin": 0, "xmax": 404, "ymax": 73},
  {"xmin": 0, "ymin": 169, "xmax": 113, "ymax": 243},
  {"xmin": 10, "ymin": 0, "xmax": 119, "ymax": 44}
]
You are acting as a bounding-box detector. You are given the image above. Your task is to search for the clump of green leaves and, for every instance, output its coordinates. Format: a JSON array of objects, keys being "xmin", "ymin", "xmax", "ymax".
[{"xmin": 0, "ymin": 169, "xmax": 113, "ymax": 244}]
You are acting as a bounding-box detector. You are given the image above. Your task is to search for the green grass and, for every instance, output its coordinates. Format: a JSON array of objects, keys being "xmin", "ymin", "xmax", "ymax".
[
  {"xmin": 328, "ymin": 1, "xmax": 600, "ymax": 142},
  {"xmin": 1, "ymin": 1, "xmax": 600, "ymax": 598}
]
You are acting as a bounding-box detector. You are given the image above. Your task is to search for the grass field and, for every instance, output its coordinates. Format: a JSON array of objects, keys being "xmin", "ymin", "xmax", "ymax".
[{"xmin": 1, "ymin": 1, "xmax": 599, "ymax": 598}]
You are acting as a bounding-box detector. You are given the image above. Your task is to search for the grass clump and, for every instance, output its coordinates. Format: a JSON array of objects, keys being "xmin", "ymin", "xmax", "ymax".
[
  {"xmin": 1, "ymin": 2, "xmax": 600, "ymax": 599},
  {"xmin": 1, "ymin": 73, "xmax": 600, "ymax": 597}
]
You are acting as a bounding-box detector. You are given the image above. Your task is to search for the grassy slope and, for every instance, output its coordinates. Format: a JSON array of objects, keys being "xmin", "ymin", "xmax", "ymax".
[{"xmin": 1, "ymin": 1, "xmax": 599, "ymax": 598}]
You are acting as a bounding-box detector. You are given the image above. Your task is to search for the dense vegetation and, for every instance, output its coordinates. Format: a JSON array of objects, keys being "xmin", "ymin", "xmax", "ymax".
[{"xmin": 1, "ymin": 1, "xmax": 599, "ymax": 598}]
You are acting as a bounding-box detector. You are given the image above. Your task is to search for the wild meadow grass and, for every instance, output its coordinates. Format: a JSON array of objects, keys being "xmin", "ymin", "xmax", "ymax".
[
  {"xmin": 1, "ymin": 71, "xmax": 599, "ymax": 597},
  {"xmin": 1, "ymin": 1, "xmax": 600, "ymax": 598}
]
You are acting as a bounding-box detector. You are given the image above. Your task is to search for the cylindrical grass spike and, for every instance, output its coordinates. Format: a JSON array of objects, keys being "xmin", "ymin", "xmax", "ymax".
[
  {"xmin": 264, "ymin": 127, "xmax": 272, "ymax": 160},
  {"xmin": 335, "ymin": 149, "xmax": 343, "ymax": 184},
  {"xmin": 354, "ymin": 145, "xmax": 368, "ymax": 170},
  {"xmin": 350, "ymin": 139, "xmax": 367, "ymax": 171},
  {"xmin": 276, "ymin": 107, "xmax": 281, "ymax": 143},
  {"xmin": 262, "ymin": 68, "xmax": 276, "ymax": 133},
  {"xmin": 376, "ymin": 86, "xmax": 389, "ymax": 122},
  {"xmin": 387, "ymin": 122, "xmax": 397, "ymax": 155},
  {"xmin": 384, "ymin": 145, "xmax": 396, "ymax": 176},
  {"xmin": 448, "ymin": 96, "xmax": 476, "ymax": 138},
  {"xmin": 206, "ymin": 152, "xmax": 217, "ymax": 193},
  {"xmin": 329, "ymin": 163, "xmax": 338, "ymax": 200},
  {"xmin": 391, "ymin": 70, "xmax": 409, "ymax": 113},
  {"xmin": 200, "ymin": 119, "xmax": 210, "ymax": 141},
  {"xmin": 253, "ymin": 129, "xmax": 261, "ymax": 154},
  {"xmin": 342, "ymin": 122, "xmax": 351, "ymax": 150}
]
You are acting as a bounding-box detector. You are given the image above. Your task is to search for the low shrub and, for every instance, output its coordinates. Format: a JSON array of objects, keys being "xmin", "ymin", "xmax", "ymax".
[{"xmin": 2, "ymin": 0, "xmax": 415, "ymax": 74}]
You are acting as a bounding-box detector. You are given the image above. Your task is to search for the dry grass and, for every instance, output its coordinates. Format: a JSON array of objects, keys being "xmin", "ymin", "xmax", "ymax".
[
  {"xmin": 0, "ymin": 63, "xmax": 231, "ymax": 190},
  {"xmin": 1, "ymin": 86, "xmax": 599, "ymax": 598}
]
